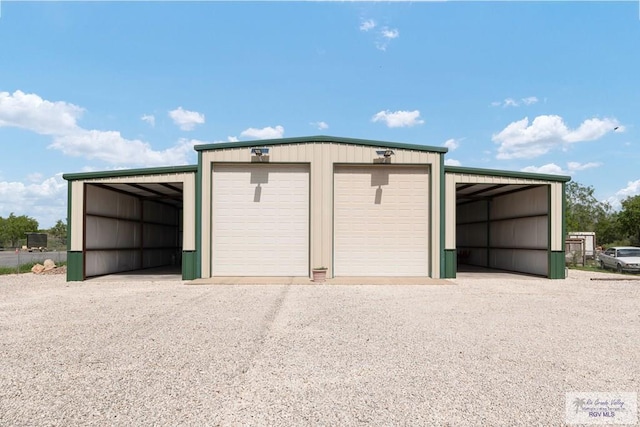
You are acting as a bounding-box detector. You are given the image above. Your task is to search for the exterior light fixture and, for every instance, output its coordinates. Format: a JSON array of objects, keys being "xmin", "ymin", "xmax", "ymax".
[
  {"xmin": 251, "ymin": 147, "xmax": 270, "ymax": 156},
  {"xmin": 376, "ymin": 149, "xmax": 394, "ymax": 158}
]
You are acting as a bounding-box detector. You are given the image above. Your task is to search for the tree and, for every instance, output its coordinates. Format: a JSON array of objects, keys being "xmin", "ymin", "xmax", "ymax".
[
  {"xmin": 49, "ymin": 219, "xmax": 67, "ymax": 244},
  {"xmin": 0, "ymin": 213, "xmax": 39, "ymax": 248},
  {"xmin": 49, "ymin": 219, "xmax": 67, "ymax": 242},
  {"xmin": 618, "ymin": 195, "xmax": 640, "ymax": 246},
  {"xmin": 565, "ymin": 181, "xmax": 611, "ymax": 232},
  {"xmin": 594, "ymin": 210, "xmax": 622, "ymax": 247}
]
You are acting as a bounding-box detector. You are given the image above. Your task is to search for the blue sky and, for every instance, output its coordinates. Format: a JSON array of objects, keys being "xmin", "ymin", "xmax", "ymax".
[{"xmin": 1, "ymin": 1, "xmax": 638, "ymax": 228}]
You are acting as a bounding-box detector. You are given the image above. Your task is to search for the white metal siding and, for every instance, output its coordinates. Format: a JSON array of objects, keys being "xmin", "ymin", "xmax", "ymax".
[
  {"xmin": 212, "ymin": 164, "xmax": 309, "ymax": 276},
  {"xmin": 334, "ymin": 166, "xmax": 429, "ymax": 276}
]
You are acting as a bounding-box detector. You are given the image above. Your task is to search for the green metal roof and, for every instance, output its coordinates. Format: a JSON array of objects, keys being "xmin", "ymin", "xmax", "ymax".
[
  {"xmin": 193, "ymin": 135, "xmax": 449, "ymax": 154},
  {"xmin": 63, "ymin": 165, "xmax": 198, "ymax": 181},
  {"xmin": 445, "ymin": 165, "xmax": 571, "ymax": 182}
]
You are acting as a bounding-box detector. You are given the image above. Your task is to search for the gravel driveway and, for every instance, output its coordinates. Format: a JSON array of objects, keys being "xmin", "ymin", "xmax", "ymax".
[{"xmin": 1, "ymin": 270, "xmax": 638, "ymax": 426}]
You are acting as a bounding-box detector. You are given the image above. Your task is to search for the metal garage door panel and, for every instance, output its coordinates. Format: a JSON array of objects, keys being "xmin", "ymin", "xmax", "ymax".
[
  {"xmin": 213, "ymin": 164, "xmax": 309, "ymax": 276},
  {"xmin": 334, "ymin": 166, "xmax": 429, "ymax": 276}
]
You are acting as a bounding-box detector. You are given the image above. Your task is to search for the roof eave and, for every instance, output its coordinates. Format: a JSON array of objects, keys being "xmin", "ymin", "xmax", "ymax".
[
  {"xmin": 63, "ymin": 165, "xmax": 198, "ymax": 181},
  {"xmin": 445, "ymin": 165, "xmax": 571, "ymax": 182},
  {"xmin": 193, "ymin": 135, "xmax": 448, "ymax": 154}
]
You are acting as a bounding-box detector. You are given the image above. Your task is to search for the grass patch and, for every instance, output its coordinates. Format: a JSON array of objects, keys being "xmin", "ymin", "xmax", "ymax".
[
  {"xmin": 0, "ymin": 261, "xmax": 67, "ymax": 275},
  {"xmin": 568, "ymin": 263, "xmax": 638, "ymax": 276}
]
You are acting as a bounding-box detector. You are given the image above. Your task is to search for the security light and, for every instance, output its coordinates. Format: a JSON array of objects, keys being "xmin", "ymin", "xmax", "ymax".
[
  {"xmin": 376, "ymin": 149, "xmax": 394, "ymax": 158},
  {"xmin": 251, "ymin": 147, "xmax": 269, "ymax": 156}
]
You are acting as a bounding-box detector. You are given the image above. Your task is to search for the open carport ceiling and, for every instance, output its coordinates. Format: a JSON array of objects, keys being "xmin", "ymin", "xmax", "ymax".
[{"xmin": 455, "ymin": 183, "xmax": 545, "ymax": 203}]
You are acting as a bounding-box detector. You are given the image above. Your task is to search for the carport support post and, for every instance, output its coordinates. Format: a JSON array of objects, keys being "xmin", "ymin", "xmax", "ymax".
[
  {"xmin": 548, "ymin": 182, "xmax": 567, "ymax": 279},
  {"xmin": 66, "ymin": 180, "xmax": 84, "ymax": 281},
  {"xmin": 194, "ymin": 151, "xmax": 203, "ymax": 279},
  {"xmin": 486, "ymin": 199, "xmax": 491, "ymax": 268},
  {"xmin": 441, "ymin": 155, "xmax": 456, "ymax": 278}
]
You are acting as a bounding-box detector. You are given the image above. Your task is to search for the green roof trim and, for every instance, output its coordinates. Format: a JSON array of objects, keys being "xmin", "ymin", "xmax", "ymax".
[
  {"xmin": 193, "ymin": 135, "xmax": 448, "ymax": 154},
  {"xmin": 445, "ymin": 165, "xmax": 571, "ymax": 182},
  {"xmin": 63, "ymin": 165, "xmax": 198, "ymax": 181}
]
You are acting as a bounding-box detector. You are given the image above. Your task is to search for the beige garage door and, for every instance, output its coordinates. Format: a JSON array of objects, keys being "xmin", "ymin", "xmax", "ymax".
[
  {"xmin": 334, "ymin": 165, "xmax": 429, "ymax": 276},
  {"xmin": 212, "ymin": 164, "xmax": 309, "ymax": 276}
]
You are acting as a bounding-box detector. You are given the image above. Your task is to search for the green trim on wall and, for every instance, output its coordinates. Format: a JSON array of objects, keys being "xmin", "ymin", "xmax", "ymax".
[
  {"xmin": 182, "ymin": 251, "xmax": 197, "ymax": 280},
  {"xmin": 194, "ymin": 135, "xmax": 448, "ymax": 154},
  {"xmin": 66, "ymin": 251, "xmax": 84, "ymax": 281},
  {"xmin": 487, "ymin": 200, "xmax": 491, "ymax": 268},
  {"xmin": 195, "ymin": 152, "xmax": 202, "ymax": 279},
  {"xmin": 559, "ymin": 182, "xmax": 568, "ymax": 279},
  {"xmin": 445, "ymin": 165, "xmax": 571, "ymax": 183},
  {"xmin": 439, "ymin": 154, "xmax": 446, "ymax": 279},
  {"xmin": 428, "ymin": 165, "xmax": 432, "ymax": 278},
  {"xmin": 549, "ymin": 251, "xmax": 566, "ymax": 279},
  {"xmin": 562, "ymin": 181, "xmax": 567, "ymax": 254},
  {"xmin": 63, "ymin": 165, "xmax": 197, "ymax": 181},
  {"xmin": 443, "ymin": 249, "xmax": 457, "ymax": 278},
  {"xmin": 67, "ymin": 181, "xmax": 72, "ymax": 252},
  {"xmin": 208, "ymin": 162, "xmax": 214, "ymax": 278},
  {"xmin": 547, "ymin": 185, "xmax": 555, "ymax": 278}
]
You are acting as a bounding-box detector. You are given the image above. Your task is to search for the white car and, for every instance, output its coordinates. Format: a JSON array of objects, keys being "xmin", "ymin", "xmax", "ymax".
[{"xmin": 598, "ymin": 246, "xmax": 640, "ymax": 273}]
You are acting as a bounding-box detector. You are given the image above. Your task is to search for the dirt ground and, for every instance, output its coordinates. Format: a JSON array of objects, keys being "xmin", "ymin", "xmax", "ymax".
[{"xmin": 0, "ymin": 269, "xmax": 638, "ymax": 426}]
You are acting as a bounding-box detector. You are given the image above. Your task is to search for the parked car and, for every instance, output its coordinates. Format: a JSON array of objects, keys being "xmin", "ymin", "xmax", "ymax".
[{"xmin": 597, "ymin": 246, "xmax": 640, "ymax": 273}]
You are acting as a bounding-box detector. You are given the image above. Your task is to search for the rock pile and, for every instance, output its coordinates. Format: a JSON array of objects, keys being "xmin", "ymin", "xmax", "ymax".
[{"xmin": 31, "ymin": 259, "xmax": 57, "ymax": 274}]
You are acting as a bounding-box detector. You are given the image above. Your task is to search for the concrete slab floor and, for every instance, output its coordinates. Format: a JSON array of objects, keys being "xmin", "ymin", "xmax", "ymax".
[
  {"xmin": 87, "ymin": 265, "xmax": 181, "ymax": 282},
  {"xmin": 189, "ymin": 276, "xmax": 453, "ymax": 286}
]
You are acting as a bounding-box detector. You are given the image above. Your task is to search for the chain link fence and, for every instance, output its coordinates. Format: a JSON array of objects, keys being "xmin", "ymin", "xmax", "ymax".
[{"xmin": 0, "ymin": 249, "xmax": 67, "ymax": 274}]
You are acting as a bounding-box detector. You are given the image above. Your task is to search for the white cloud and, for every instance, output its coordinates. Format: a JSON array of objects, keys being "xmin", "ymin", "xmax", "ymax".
[
  {"xmin": 141, "ymin": 114, "xmax": 155, "ymax": 127},
  {"xmin": 311, "ymin": 121, "xmax": 329, "ymax": 130},
  {"xmin": 443, "ymin": 138, "xmax": 460, "ymax": 151},
  {"xmin": 0, "ymin": 90, "xmax": 82, "ymax": 135},
  {"xmin": 240, "ymin": 125, "xmax": 284, "ymax": 140},
  {"xmin": 360, "ymin": 19, "xmax": 376, "ymax": 31},
  {"xmin": 0, "ymin": 173, "xmax": 67, "ymax": 228},
  {"xmin": 381, "ymin": 27, "xmax": 399, "ymax": 39},
  {"xmin": 520, "ymin": 161, "xmax": 602, "ymax": 176},
  {"xmin": 615, "ymin": 179, "xmax": 640, "ymax": 199},
  {"xmin": 50, "ymin": 132, "xmax": 197, "ymax": 166},
  {"xmin": 372, "ymin": 110, "xmax": 424, "ymax": 128},
  {"xmin": 567, "ymin": 161, "xmax": 601, "ymax": 172},
  {"xmin": 205, "ymin": 136, "xmax": 240, "ymax": 144},
  {"xmin": 564, "ymin": 117, "xmax": 621, "ymax": 143},
  {"xmin": 493, "ymin": 115, "xmax": 621, "ymax": 160},
  {"xmin": 607, "ymin": 179, "xmax": 640, "ymax": 210},
  {"xmin": 0, "ymin": 90, "xmax": 197, "ymax": 167},
  {"xmin": 491, "ymin": 96, "xmax": 539, "ymax": 108},
  {"xmin": 520, "ymin": 163, "xmax": 566, "ymax": 175},
  {"xmin": 361, "ymin": 19, "xmax": 399, "ymax": 51},
  {"xmin": 444, "ymin": 159, "xmax": 461, "ymax": 166},
  {"xmin": 168, "ymin": 107, "xmax": 205, "ymax": 131},
  {"xmin": 503, "ymin": 98, "xmax": 519, "ymax": 107},
  {"xmin": 374, "ymin": 26, "xmax": 400, "ymax": 51}
]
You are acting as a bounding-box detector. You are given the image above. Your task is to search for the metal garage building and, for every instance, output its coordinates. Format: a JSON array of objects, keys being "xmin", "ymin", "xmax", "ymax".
[{"xmin": 64, "ymin": 136, "xmax": 569, "ymax": 281}]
